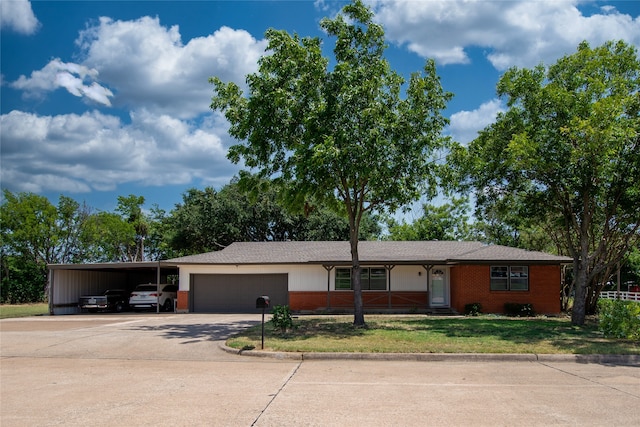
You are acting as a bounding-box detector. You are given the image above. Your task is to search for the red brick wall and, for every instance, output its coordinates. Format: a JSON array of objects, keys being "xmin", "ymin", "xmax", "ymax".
[
  {"xmin": 176, "ymin": 290, "xmax": 189, "ymax": 312},
  {"xmin": 450, "ymin": 265, "xmax": 561, "ymax": 314},
  {"xmin": 289, "ymin": 291, "xmax": 428, "ymax": 311}
]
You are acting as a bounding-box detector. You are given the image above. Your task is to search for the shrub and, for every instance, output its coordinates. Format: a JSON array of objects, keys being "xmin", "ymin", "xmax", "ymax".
[
  {"xmin": 464, "ymin": 302, "xmax": 482, "ymax": 316},
  {"xmin": 504, "ymin": 303, "xmax": 535, "ymax": 317},
  {"xmin": 598, "ymin": 299, "xmax": 640, "ymax": 340},
  {"xmin": 270, "ymin": 305, "xmax": 295, "ymax": 334}
]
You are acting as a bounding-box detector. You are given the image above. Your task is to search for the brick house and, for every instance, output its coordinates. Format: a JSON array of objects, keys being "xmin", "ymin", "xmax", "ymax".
[{"xmin": 170, "ymin": 241, "xmax": 571, "ymax": 315}]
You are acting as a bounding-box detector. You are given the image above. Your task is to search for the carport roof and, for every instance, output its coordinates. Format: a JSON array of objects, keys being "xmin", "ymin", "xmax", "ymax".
[
  {"xmin": 168, "ymin": 241, "xmax": 572, "ymax": 265},
  {"xmin": 47, "ymin": 261, "xmax": 179, "ymax": 270}
]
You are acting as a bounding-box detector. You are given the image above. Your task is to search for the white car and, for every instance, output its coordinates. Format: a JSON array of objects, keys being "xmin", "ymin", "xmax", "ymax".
[{"xmin": 129, "ymin": 284, "xmax": 178, "ymax": 312}]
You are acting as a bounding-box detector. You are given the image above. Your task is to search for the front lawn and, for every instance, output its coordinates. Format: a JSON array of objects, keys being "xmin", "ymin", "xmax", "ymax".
[
  {"xmin": 0, "ymin": 303, "xmax": 49, "ymax": 319},
  {"xmin": 227, "ymin": 315, "xmax": 640, "ymax": 354}
]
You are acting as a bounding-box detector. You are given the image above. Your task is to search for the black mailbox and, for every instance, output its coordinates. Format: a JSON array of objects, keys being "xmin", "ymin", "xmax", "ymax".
[{"xmin": 256, "ymin": 295, "xmax": 270, "ymax": 309}]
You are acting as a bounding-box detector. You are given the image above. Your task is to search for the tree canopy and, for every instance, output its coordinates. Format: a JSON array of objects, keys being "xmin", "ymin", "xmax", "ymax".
[
  {"xmin": 0, "ymin": 190, "xmax": 92, "ymax": 265},
  {"xmin": 455, "ymin": 40, "xmax": 640, "ymax": 325},
  {"xmin": 0, "ymin": 190, "xmax": 94, "ymax": 302},
  {"xmin": 210, "ymin": 0, "xmax": 451, "ymax": 326},
  {"xmin": 386, "ymin": 198, "xmax": 471, "ymax": 241},
  {"xmin": 166, "ymin": 181, "xmax": 381, "ymax": 256},
  {"xmin": 0, "ymin": 181, "xmax": 384, "ymax": 303}
]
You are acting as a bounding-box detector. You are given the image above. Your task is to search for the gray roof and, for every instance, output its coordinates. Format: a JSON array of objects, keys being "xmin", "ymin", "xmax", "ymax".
[{"xmin": 168, "ymin": 241, "xmax": 572, "ymax": 265}]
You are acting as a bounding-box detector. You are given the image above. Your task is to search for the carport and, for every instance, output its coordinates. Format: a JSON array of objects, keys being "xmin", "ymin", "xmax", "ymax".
[{"xmin": 47, "ymin": 261, "xmax": 179, "ymax": 315}]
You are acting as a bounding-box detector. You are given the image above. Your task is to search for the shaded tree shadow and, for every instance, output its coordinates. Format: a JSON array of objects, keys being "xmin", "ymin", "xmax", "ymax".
[
  {"xmin": 128, "ymin": 320, "xmax": 261, "ymax": 343},
  {"xmin": 399, "ymin": 317, "xmax": 639, "ymax": 354},
  {"xmin": 260, "ymin": 318, "xmax": 370, "ymax": 342}
]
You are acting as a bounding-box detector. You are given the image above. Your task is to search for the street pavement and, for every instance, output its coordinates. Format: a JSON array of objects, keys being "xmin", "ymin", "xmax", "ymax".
[{"xmin": 1, "ymin": 313, "xmax": 638, "ymax": 426}]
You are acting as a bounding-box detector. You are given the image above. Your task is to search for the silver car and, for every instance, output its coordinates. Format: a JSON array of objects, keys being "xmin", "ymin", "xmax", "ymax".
[{"xmin": 129, "ymin": 284, "xmax": 178, "ymax": 312}]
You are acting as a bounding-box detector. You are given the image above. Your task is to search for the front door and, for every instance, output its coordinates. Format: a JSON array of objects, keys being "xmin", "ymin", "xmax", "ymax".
[{"xmin": 429, "ymin": 268, "xmax": 449, "ymax": 307}]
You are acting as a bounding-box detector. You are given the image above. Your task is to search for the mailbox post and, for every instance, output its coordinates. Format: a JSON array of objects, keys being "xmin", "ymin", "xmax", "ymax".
[{"xmin": 256, "ymin": 296, "xmax": 270, "ymax": 349}]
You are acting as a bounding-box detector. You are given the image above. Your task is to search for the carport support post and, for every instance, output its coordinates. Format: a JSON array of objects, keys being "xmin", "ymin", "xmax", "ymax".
[
  {"xmin": 48, "ymin": 269, "xmax": 54, "ymax": 316},
  {"xmin": 156, "ymin": 262, "xmax": 161, "ymax": 314}
]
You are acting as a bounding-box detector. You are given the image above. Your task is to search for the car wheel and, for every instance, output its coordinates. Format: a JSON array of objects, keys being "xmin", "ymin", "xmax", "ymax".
[
  {"xmin": 163, "ymin": 299, "xmax": 173, "ymax": 312},
  {"xmin": 115, "ymin": 302, "xmax": 124, "ymax": 313}
]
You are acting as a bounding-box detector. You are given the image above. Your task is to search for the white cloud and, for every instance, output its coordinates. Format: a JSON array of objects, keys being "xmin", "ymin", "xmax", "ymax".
[
  {"xmin": 0, "ymin": 109, "xmax": 240, "ymax": 194},
  {"xmin": 448, "ymin": 99, "xmax": 504, "ymax": 144},
  {"xmin": 371, "ymin": 0, "xmax": 640, "ymax": 69},
  {"xmin": 75, "ymin": 16, "xmax": 267, "ymax": 119},
  {"xmin": 0, "ymin": 0, "xmax": 39, "ymax": 35},
  {"xmin": 11, "ymin": 58, "xmax": 114, "ymax": 106},
  {"xmin": 3, "ymin": 15, "xmax": 267, "ymax": 197},
  {"xmin": 8, "ymin": 16, "xmax": 267, "ymax": 117}
]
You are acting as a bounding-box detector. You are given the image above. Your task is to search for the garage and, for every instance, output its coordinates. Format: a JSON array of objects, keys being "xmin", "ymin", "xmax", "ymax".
[{"xmin": 190, "ymin": 273, "xmax": 289, "ymax": 312}]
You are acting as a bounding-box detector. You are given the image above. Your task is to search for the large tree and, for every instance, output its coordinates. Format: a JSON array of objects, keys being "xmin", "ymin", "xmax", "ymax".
[
  {"xmin": 457, "ymin": 41, "xmax": 640, "ymax": 325},
  {"xmin": 115, "ymin": 195, "xmax": 148, "ymax": 261},
  {"xmin": 210, "ymin": 0, "xmax": 451, "ymax": 326},
  {"xmin": 0, "ymin": 190, "xmax": 93, "ymax": 301},
  {"xmin": 83, "ymin": 211, "xmax": 137, "ymax": 262},
  {"xmin": 0, "ymin": 190, "xmax": 93, "ymax": 265},
  {"xmin": 82, "ymin": 195, "xmax": 154, "ymax": 262}
]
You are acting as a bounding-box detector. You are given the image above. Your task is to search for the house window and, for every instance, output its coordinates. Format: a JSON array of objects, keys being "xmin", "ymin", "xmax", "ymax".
[
  {"xmin": 369, "ymin": 268, "xmax": 387, "ymax": 290},
  {"xmin": 335, "ymin": 267, "xmax": 387, "ymax": 290},
  {"xmin": 490, "ymin": 266, "xmax": 528, "ymax": 291},
  {"xmin": 335, "ymin": 268, "xmax": 351, "ymax": 290}
]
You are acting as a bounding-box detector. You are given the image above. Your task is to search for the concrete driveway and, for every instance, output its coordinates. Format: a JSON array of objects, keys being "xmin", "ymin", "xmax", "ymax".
[{"xmin": 1, "ymin": 313, "xmax": 639, "ymax": 426}]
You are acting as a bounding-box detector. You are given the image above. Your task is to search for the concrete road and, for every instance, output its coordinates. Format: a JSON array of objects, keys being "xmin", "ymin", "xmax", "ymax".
[{"xmin": 1, "ymin": 314, "xmax": 638, "ymax": 426}]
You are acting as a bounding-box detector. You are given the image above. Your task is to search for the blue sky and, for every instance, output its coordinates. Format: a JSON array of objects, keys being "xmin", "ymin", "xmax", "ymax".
[{"xmin": 2, "ymin": 0, "xmax": 639, "ymax": 216}]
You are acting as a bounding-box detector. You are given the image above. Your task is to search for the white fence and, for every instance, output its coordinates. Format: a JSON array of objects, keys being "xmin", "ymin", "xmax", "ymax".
[{"xmin": 599, "ymin": 291, "xmax": 640, "ymax": 302}]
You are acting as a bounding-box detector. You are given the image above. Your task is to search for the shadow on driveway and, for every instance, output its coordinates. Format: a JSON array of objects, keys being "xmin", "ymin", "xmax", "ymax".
[{"xmin": 126, "ymin": 320, "xmax": 261, "ymax": 343}]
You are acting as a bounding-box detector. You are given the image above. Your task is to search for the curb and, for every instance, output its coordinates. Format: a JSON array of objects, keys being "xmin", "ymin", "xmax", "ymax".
[{"xmin": 219, "ymin": 343, "xmax": 640, "ymax": 365}]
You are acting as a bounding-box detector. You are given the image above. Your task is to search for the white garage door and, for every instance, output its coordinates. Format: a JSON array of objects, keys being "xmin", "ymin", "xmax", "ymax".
[{"xmin": 191, "ymin": 273, "xmax": 288, "ymax": 312}]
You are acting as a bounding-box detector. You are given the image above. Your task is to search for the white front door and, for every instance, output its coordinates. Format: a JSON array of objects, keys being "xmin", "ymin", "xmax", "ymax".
[{"xmin": 429, "ymin": 268, "xmax": 449, "ymax": 307}]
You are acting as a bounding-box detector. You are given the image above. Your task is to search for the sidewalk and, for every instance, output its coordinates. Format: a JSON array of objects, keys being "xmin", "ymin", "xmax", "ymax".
[{"xmin": 2, "ymin": 314, "xmax": 639, "ymax": 426}]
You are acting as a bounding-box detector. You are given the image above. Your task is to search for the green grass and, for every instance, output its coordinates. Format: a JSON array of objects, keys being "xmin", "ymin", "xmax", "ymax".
[
  {"xmin": 0, "ymin": 303, "xmax": 49, "ymax": 319},
  {"xmin": 227, "ymin": 315, "xmax": 640, "ymax": 355}
]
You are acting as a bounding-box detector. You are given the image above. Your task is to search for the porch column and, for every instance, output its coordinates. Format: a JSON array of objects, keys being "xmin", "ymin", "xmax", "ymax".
[
  {"xmin": 385, "ymin": 265, "xmax": 395, "ymax": 308},
  {"xmin": 323, "ymin": 265, "xmax": 334, "ymax": 309},
  {"xmin": 422, "ymin": 265, "xmax": 432, "ymax": 308}
]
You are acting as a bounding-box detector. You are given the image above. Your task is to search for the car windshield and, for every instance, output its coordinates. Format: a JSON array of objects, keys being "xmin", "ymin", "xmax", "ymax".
[{"xmin": 135, "ymin": 285, "xmax": 158, "ymax": 292}]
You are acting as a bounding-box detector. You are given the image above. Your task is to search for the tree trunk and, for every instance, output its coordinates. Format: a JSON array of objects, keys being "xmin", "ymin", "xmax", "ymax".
[
  {"xmin": 570, "ymin": 192, "xmax": 594, "ymax": 326},
  {"xmin": 571, "ymin": 258, "xmax": 588, "ymax": 326},
  {"xmin": 350, "ymin": 230, "xmax": 365, "ymax": 327}
]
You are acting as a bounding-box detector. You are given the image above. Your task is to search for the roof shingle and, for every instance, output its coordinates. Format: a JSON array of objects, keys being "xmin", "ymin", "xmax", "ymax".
[{"xmin": 168, "ymin": 241, "xmax": 571, "ymax": 265}]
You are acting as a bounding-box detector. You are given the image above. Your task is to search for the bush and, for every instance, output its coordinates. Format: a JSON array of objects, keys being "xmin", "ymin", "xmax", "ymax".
[
  {"xmin": 504, "ymin": 303, "xmax": 535, "ymax": 317},
  {"xmin": 270, "ymin": 305, "xmax": 294, "ymax": 334},
  {"xmin": 464, "ymin": 302, "xmax": 482, "ymax": 316},
  {"xmin": 598, "ymin": 299, "xmax": 640, "ymax": 340}
]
